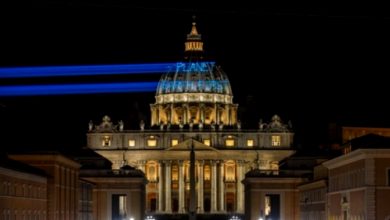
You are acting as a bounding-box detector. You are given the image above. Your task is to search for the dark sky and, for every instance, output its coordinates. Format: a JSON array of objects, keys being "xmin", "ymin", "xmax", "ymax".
[{"xmin": 1, "ymin": 5, "xmax": 389, "ymax": 150}]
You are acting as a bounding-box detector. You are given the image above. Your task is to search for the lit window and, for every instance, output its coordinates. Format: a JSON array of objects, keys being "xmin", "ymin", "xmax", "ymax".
[
  {"xmin": 128, "ymin": 139, "xmax": 135, "ymax": 147},
  {"xmin": 171, "ymin": 165, "xmax": 178, "ymax": 181},
  {"xmin": 225, "ymin": 165, "xmax": 236, "ymax": 182},
  {"xmin": 225, "ymin": 139, "xmax": 235, "ymax": 147},
  {"xmin": 271, "ymin": 135, "xmax": 281, "ymax": 146},
  {"xmin": 203, "ymin": 139, "xmax": 211, "ymax": 146},
  {"xmin": 204, "ymin": 165, "xmax": 211, "ymax": 180},
  {"xmin": 148, "ymin": 166, "xmax": 156, "ymax": 181},
  {"xmin": 102, "ymin": 136, "xmax": 111, "ymax": 147},
  {"xmin": 247, "ymin": 139, "xmax": 254, "ymax": 147},
  {"xmin": 171, "ymin": 139, "xmax": 179, "ymax": 146},
  {"xmin": 147, "ymin": 139, "xmax": 157, "ymax": 147}
]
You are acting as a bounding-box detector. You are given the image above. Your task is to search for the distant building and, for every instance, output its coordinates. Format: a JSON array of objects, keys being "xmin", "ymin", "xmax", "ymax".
[
  {"xmin": 298, "ymin": 133, "xmax": 390, "ymax": 220},
  {"xmin": 1, "ymin": 150, "xmax": 146, "ymax": 220},
  {"xmin": 323, "ymin": 134, "xmax": 390, "ymax": 220},
  {"xmin": 0, "ymin": 154, "xmax": 47, "ymax": 220},
  {"xmin": 342, "ymin": 126, "xmax": 390, "ymax": 144}
]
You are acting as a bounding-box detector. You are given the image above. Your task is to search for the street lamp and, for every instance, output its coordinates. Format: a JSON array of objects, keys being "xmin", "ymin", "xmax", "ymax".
[{"xmin": 145, "ymin": 216, "xmax": 156, "ymax": 220}]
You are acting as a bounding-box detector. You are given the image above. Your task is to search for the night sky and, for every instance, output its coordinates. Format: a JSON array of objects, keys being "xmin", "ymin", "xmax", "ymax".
[{"xmin": 0, "ymin": 5, "xmax": 388, "ymax": 151}]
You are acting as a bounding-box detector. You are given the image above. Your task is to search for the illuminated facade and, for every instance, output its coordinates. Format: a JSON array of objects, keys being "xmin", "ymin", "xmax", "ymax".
[{"xmin": 87, "ymin": 22, "xmax": 295, "ymax": 217}]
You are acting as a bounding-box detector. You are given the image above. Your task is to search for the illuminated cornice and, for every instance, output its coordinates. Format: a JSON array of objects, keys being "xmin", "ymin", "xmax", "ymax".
[{"xmin": 155, "ymin": 93, "xmax": 233, "ymax": 104}]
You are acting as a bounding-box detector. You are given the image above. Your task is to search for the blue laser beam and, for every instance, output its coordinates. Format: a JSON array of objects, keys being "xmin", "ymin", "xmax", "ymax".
[
  {"xmin": 0, "ymin": 82, "xmax": 158, "ymax": 96},
  {"xmin": 0, "ymin": 63, "xmax": 176, "ymax": 78},
  {"xmin": 0, "ymin": 62, "xmax": 216, "ymax": 78}
]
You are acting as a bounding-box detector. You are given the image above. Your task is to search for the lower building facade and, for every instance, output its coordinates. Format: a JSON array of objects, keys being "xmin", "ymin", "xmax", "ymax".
[
  {"xmin": 323, "ymin": 148, "xmax": 390, "ymax": 220},
  {"xmin": 87, "ymin": 115, "xmax": 295, "ymax": 217}
]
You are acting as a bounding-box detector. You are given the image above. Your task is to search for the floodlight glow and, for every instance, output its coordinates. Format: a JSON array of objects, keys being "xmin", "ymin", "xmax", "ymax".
[
  {"xmin": 0, "ymin": 62, "xmax": 216, "ymax": 78},
  {"xmin": 0, "ymin": 82, "xmax": 158, "ymax": 96}
]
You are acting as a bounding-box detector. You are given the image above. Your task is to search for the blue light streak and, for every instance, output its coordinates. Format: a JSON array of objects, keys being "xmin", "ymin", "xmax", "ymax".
[
  {"xmin": 0, "ymin": 82, "xmax": 158, "ymax": 96},
  {"xmin": 0, "ymin": 62, "xmax": 215, "ymax": 78}
]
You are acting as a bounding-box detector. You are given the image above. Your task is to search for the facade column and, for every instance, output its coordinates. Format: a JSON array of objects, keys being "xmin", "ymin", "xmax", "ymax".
[
  {"xmin": 215, "ymin": 104, "xmax": 220, "ymax": 124},
  {"xmin": 199, "ymin": 104, "xmax": 205, "ymax": 122},
  {"xmin": 187, "ymin": 104, "xmax": 191, "ymax": 123},
  {"xmin": 165, "ymin": 161, "xmax": 172, "ymax": 213},
  {"xmin": 219, "ymin": 161, "xmax": 225, "ymax": 212},
  {"xmin": 225, "ymin": 105, "xmax": 230, "ymax": 125},
  {"xmin": 158, "ymin": 105, "xmax": 163, "ymax": 124},
  {"xmin": 182, "ymin": 104, "xmax": 186, "ymax": 124},
  {"xmin": 170, "ymin": 104, "xmax": 175, "ymax": 124},
  {"xmin": 236, "ymin": 160, "xmax": 245, "ymax": 213},
  {"xmin": 178, "ymin": 161, "xmax": 185, "ymax": 213},
  {"xmin": 197, "ymin": 160, "xmax": 204, "ymax": 213},
  {"xmin": 211, "ymin": 160, "xmax": 218, "ymax": 212},
  {"xmin": 156, "ymin": 107, "xmax": 159, "ymax": 126},
  {"xmin": 158, "ymin": 161, "xmax": 164, "ymax": 212}
]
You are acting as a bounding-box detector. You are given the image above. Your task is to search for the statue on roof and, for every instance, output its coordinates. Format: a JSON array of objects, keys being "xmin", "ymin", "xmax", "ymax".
[
  {"xmin": 88, "ymin": 120, "xmax": 94, "ymax": 131},
  {"xmin": 210, "ymin": 120, "xmax": 216, "ymax": 130},
  {"xmin": 140, "ymin": 120, "xmax": 145, "ymax": 131},
  {"xmin": 94, "ymin": 115, "xmax": 116, "ymax": 132},
  {"xmin": 199, "ymin": 120, "xmax": 203, "ymax": 130},
  {"xmin": 159, "ymin": 120, "xmax": 164, "ymax": 131},
  {"xmin": 267, "ymin": 114, "xmax": 289, "ymax": 132},
  {"xmin": 118, "ymin": 120, "xmax": 124, "ymax": 132}
]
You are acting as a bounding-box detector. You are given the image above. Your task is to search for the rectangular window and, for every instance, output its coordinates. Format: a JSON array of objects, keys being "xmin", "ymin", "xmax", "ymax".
[
  {"xmin": 225, "ymin": 139, "xmax": 235, "ymax": 147},
  {"xmin": 171, "ymin": 139, "xmax": 179, "ymax": 146},
  {"xmin": 128, "ymin": 139, "xmax": 135, "ymax": 147},
  {"xmin": 247, "ymin": 139, "xmax": 254, "ymax": 147},
  {"xmin": 147, "ymin": 139, "xmax": 157, "ymax": 147},
  {"xmin": 203, "ymin": 139, "xmax": 211, "ymax": 146},
  {"xmin": 271, "ymin": 135, "xmax": 281, "ymax": 146}
]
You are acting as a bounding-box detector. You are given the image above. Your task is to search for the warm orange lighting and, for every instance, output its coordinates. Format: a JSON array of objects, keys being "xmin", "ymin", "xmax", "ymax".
[
  {"xmin": 147, "ymin": 139, "xmax": 157, "ymax": 147},
  {"xmin": 171, "ymin": 139, "xmax": 179, "ymax": 146},
  {"xmin": 247, "ymin": 139, "xmax": 254, "ymax": 147},
  {"xmin": 204, "ymin": 165, "xmax": 211, "ymax": 180},
  {"xmin": 225, "ymin": 139, "xmax": 235, "ymax": 147},
  {"xmin": 271, "ymin": 136, "xmax": 281, "ymax": 146},
  {"xmin": 203, "ymin": 139, "xmax": 211, "ymax": 146}
]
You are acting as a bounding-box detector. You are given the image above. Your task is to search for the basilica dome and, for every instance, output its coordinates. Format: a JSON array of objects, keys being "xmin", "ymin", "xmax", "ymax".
[
  {"xmin": 150, "ymin": 21, "xmax": 238, "ymax": 126},
  {"xmin": 155, "ymin": 22, "xmax": 233, "ymax": 105},
  {"xmin": 155, "ymin": 61, "xmax": 233, "ymax": 104}
]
